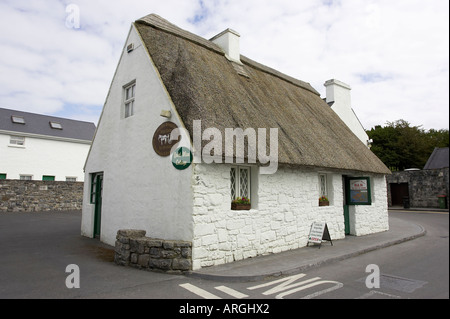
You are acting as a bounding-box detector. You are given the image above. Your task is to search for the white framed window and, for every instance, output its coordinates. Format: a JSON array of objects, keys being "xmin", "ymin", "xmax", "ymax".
[
  {"xmin": 11, "ymin": 116, "xmax": 25, "ymax": 124},
  {"xmin": 49, "ymin": 121, "xmax": 63, "ymax": 130},
  {"xmin": 10, "ymin": 136, "xmax": 25, "ymax": 146},
  {"xmin": 66, "ymin": 177, "xmax": 77, "ymax": 182},
  {"xmin": 20, "ymin": 175, "xmax": 33, "ymax": 181},
  {"xmin": 124, "ymin": 82, "xmax": 136, "ymax": 118},
  {"xmin": 319, "ymin": 174, "xmax": 328, "ymax": 198},
  {"xmin": 230, "ymin": 166, "xmax": 251, "ymax": 201}
]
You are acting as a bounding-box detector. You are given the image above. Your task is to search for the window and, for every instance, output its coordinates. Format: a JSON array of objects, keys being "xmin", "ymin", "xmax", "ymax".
[
  {"xmin": 124, "ymin": 82, "xmax": 136, "ymax": 118},
  {"xmin": 0, "ymin": 174, "xmax": 6, "ymax": 180},
  {"xmin": 90, "ymin": 173, "xmax": 99, "ymax": 204},
  {"xmin": 20, "ymin": 175, "xmax": 33, "ymax": 181},
  {"xmin": 319, "ymin": 174, "xmax": 328, "ymax": 198},
  {"xmin": 346, "ymin": 177, "xmax": 372, "ymax": 205},
  {"xmin": 11, "ymin": 116, "xmax": 25, "ymax": 124},
  {"xmin": 49, "ymin": 122, "xmax": 63, "ymax": 130},
  {"xmin": 42, "ymin": 176, "xmax": 55, "ymax": 181},
  {"xmin": 66, "ymin": 177, "xmax": 77, "ymax": 182},
  {"xmin": 230, "ymin": 166, "xmax": 251, "ymax": 201},
  {"xmin": 10, "ymin": 136, "xmax": 25, "ymax": 146}
]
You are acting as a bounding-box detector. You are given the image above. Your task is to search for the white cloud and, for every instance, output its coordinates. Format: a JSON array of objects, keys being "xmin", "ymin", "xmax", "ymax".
[{"xmin": 0, "ymin": 0, "xmax": 448, "ymax": 130}]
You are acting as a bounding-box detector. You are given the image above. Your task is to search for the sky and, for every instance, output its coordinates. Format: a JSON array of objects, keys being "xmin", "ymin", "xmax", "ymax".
[{"xmin": 0, "ymin": 0, "xmax": 448, "ymax": 131}]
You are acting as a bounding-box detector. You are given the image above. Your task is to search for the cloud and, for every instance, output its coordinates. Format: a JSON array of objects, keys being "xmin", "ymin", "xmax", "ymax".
[{"xmin": 0, "ymin": 0, "xmax": 448, "ymax": 130}]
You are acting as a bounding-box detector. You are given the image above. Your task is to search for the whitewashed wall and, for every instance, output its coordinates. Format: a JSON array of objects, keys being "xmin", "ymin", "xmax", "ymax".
[
  {"xmin": 81, "ymin": 25, "xmax": 193, "ymax": 246},
  {"xmin": 0, "ymin": 133, "xmax": 89, "ymax": 181},
  {"xmin": 349, "ymin": 176, "xmax": 389, "ymax": 236},
  {"xmin": 191, "ymin": 163, "xmax": 389, "ymax": 270}
]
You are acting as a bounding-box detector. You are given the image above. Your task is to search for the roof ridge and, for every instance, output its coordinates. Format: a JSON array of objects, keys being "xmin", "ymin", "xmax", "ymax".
[
  {"xmin": 136, "ymin": 14, "xmax": 224, "ymax": 55},
  {"xmin": 135, "ymin": 14, "xmax": 320, "ymax": 95},
  {"xmin": 0, "ymin": 107, "xmax": 95, "ymax": 125}
]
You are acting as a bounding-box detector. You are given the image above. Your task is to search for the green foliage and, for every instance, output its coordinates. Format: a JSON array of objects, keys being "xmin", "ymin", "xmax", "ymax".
[{"xmin": 367, "ymin": 120, "xmax": 449, "ymax": 171}]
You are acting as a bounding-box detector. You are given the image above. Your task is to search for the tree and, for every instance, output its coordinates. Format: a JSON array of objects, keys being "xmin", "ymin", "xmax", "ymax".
[{"xmin": 367, "ymin": 120, "xmax": 449, "ymax": 171}]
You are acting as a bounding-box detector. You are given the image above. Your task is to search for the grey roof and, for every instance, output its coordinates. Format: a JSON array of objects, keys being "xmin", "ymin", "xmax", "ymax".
[
  {"xmin": 424, "ymin": 147, "xmax": 449, "ymax": 170},
  {"xmin": 0, "ymin": 107, "xmax": 96, "ymax": 142}
]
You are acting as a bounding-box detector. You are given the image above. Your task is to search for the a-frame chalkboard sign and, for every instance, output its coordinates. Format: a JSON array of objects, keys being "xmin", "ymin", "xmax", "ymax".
[{"xmin": 307, "ymin": 222, "xmax": 333, "ymax": 249}]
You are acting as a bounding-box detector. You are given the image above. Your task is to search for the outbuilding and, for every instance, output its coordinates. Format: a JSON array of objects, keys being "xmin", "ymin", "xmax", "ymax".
[{"xmin": 81, "ymin": 14, "xmax": 391, "ymax": 271}]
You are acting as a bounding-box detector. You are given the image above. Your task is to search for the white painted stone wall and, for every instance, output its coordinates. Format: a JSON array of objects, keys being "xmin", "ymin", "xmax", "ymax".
[
  {"xmin": 0, "ymin": 133, "xmax": 90, "ymax": 181},
  {"xmin": 349, "ymin": 176, "xmax": 389, "ymax": 236},
  {"xmin": 191, "ymin": 163, "xmax": 389, "ymax": 270},
  {"xmin": 81, "ymin": 24, "xmax": 193, "ymax": 246}
]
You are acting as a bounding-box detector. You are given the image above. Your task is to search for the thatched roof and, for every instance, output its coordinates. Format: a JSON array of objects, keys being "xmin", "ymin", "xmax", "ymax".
[{"xmin": 135, "ymin": 14, "xmax": 390, "ymax": 175}]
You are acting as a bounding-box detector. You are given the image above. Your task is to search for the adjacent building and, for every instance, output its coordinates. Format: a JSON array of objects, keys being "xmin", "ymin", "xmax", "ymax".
[
  {"xmin": 0, "ymin": 107, "xmax": 96, "ymax": 182},
  {"xmin": 388, "ymin": 147, "xmax": 449, "ymax": 209},
  {"xmin": 81, "ymin": 14, "xmax": 391, "ymax": 270}
]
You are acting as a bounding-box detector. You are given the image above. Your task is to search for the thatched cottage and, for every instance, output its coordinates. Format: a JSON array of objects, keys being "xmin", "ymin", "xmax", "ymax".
[{"xmin": 81, "ymin": 14, "xmax": 391, "ymax": 271}]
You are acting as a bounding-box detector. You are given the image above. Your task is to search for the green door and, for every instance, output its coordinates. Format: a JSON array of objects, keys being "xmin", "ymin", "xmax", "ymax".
[
  {"xmin": 93, "ymin": 174, "xmax": 104, "ymax": 238},
  {"xmin": 343, "ymin": 176, "xmax": 351, "ymax": 235},
  {"xmin": 343, "ymin": 205, "xmax": 350, "ymax": 235}
]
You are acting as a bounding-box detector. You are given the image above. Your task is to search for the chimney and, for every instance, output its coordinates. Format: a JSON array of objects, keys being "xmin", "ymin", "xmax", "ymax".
[
  {"xmin": 210, "ymin": 28, "xmax": 242, "ymax": 64},
  {"xmin": 324, "ymin": 79, "xmax": 352, "ymax": 107},
  {"xmin": 324, "ymin": 79, "xmax": 371, "ymax": 148}
]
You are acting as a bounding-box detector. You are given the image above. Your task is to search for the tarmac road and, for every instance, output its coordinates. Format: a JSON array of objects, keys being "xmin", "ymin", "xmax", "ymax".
[{"xmin": 0, "ymin": 210, "xmax": 447, "ymax": 300}]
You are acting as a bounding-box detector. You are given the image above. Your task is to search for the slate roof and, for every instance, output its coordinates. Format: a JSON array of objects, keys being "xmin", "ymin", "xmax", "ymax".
[
  {"xmin": 424, "ymin": 148, "xmax": 449, "ymax": 170},
  {"xmin": 0, "ymin": 107, "xmax": 96, "ymax": 142},
  {"xmin": 134, "ymin": 14, "xmax": 390, "ymax": 175}
]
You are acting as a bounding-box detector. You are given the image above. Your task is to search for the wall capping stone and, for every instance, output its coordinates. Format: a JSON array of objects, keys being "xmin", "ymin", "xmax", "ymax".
[{"xmin": 114, "ymin": 229, "xmax": 192, "ymax": 273}]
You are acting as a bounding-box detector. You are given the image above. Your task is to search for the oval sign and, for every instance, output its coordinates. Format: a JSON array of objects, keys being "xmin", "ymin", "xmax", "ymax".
[
  {"xmin": 172, "ymin": 147, "xmax": 193, "ymax": 170},
  {"xmin": 152, "ymin": 121, "xmax": 180, "ymax": 157}
]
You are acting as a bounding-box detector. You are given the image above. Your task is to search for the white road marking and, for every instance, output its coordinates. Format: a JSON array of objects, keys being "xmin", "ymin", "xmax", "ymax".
[
  {"xmin": 180, "ymin": 274, "xmax": 344, "ymax": 299},
  {"xmin": 215, "ymin": 286, "xmax": 249, "ymax": 299},
  {"xmin": 179, "ymin": 283, "xmax": 221, "ymax": 299}
]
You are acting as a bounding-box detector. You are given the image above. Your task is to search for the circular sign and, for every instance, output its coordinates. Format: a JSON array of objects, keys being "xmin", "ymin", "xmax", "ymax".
[
  {"xmin": 152, "ymin": 122, "xmax": 180, "ymax": 157},
  {"xmin": 172, "ymin": 147, "xmax": 193, "ymax": 170}
]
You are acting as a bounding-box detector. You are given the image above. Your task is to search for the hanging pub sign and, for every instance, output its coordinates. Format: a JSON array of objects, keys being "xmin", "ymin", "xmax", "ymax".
[
  {"xmin": 307, "ymin": 222, "xmax": 333, "ymax": 248},
  {"xmin": 172, "ymin": 147, "xmax": 193, "ymax": 170},
  {"xmin": 152, "ymin": 121, "xmax": 180, "ymax": 157},
  {"xmin": 346, "ymin": 177, "xmax": 372, "ymax": 205}
]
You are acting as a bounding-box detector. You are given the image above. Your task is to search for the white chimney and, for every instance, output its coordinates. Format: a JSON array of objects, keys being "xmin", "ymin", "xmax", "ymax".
[
  {"xmin": 210, "ymin": 28, "xmax": 242, "ymax": 64},
  {"xmin": 324, "ymin": 79, "xmax": 352, "ymax": 107},
  {"xmin": 324, "ymin": 79, "xmax": 371, "ymax": 147}
]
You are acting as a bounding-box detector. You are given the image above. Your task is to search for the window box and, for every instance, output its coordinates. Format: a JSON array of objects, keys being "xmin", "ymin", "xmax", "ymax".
[
  {"xmin": 319, "ymin": 200, "xmax": 329, "ymax": 207},
  {"xmin": 231, "ymin": 196, "xmax": 251, "ymax": 210},
  {"xmin": 231, "ymin": 203, "xmax": 251, "ymax": 211},
  {"xmin": 319, "ymin": 196, "xmax": 329, "ymax": 206}
]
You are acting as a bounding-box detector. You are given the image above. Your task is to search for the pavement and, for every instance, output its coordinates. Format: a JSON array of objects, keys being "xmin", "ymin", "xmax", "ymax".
[{"xmin": 187, "ymin": 212, "xmax": 432, "ymax": 282}]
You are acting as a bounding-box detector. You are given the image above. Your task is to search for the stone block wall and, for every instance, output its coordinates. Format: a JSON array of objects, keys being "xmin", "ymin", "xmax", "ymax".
[
  {"xmin": 0, "ymin": 180, "xmax": 83, "ymax": 212},
  {"xmin": 387, "ymin": 168, "xmax": 449, "ymax": 209},
  {"xmin": 191, "ymin": 163, "xmax": 389, "ymax": 270},
  {"xmin": 114, "ymin": 230, "xmax": 192, "ymax": 272}
]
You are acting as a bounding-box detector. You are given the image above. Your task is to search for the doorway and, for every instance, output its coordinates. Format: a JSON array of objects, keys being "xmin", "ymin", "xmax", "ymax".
[
  {"xmin": 91, "ymin": 173, "xmax": 104, "ymax": 238},
  {"xmin": 342, "ymin": 176, "xmax": 350, "ymax": 235},
  {"xmin": 390, "ymin": 183, "xmax": 409, "ymax": 207}
]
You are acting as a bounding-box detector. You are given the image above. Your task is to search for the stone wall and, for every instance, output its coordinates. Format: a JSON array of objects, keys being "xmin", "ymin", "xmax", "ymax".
[
  {"xmin": 387, "ymin": 168, "xmax": 449, "ymax": 208},
  {"xmin": 0, "ymin": 179, "xmax": 83, "ymax": 212},
  {"xmin": 114, "ymin": 230, "xmax": 192, "ymax": 272},
  {"xmin": 191, "ymin": 164, "xmax": 389, "ymax": 270}
]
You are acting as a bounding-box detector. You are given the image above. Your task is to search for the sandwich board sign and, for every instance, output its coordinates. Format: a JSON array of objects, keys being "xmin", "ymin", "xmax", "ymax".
[{"xmin": 307, "ymin": 222, "xmax": 333, "ymax": 248}]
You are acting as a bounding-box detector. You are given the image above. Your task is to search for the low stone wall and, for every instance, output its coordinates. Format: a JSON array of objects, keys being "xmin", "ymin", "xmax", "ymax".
[
  {"xmin": 0, "ymin": 180, "xmax": 83, "ymax": 212},
  {"xmin": 114, "ymin": 230, "xmax": 192, "ymax": 273}
]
